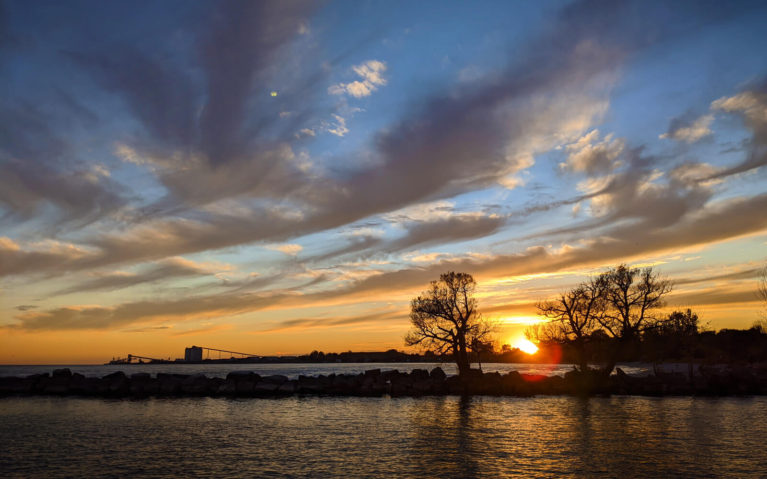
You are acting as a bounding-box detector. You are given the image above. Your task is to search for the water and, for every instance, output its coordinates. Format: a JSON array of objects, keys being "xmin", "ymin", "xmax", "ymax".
[
  {"xmin": 0, "ymin": 362, "xmax": 657, "ymax": 379},
  {"xmin": 2, "ymin": 395, "xmax": 766, "ymax": 478}
]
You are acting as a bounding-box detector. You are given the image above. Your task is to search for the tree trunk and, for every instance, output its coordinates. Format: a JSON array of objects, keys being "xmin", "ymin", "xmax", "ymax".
[
  {"xmin": 599, "ymin": 339, "xmax": 622, "ymax": 378},
  {"xmin": 575, "ymin": 339, "xmax": 588, "ymax": 372},
  {"xmin": 455, "ymin": 337, "xmax": 470, "ymax": 376}
]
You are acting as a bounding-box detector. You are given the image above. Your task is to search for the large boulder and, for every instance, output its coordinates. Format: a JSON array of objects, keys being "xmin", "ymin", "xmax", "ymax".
[
  {"xmin": 0, "ymin": 376, "xmax": 34, "ymax": 394},
  {"xmin": 429, "ymin": 367, "xmax": 447, "ymax": 382},
  {"xmin": 297, "ymin": 375, "xmax": 329, "ymax": 394},
  {"xmin": 157, "ymin": 373, "xmax": 185, "ymax": 395},
  {"xmin": 52, "ymin": 368, "xmax": 73, "ymax": 379},
  {"xmin": 181, "ymin": 373, "xmax": 212, "ymax": 395},
  {"xmin": 130, "ymin": 373, "xmax": 159, "ymax": 396},
  {"xmin": 261, "ymin": 375, "xmax": 288, "ymax": 385},
  {"xmin": 103, "ymin": 371, "xmax": 129, "ymax": 396},
  {"xmin": 231, "ymin": 373, "xmax": 260, "ymax": 395},
  {"xmin": 277, "ymin": 380, "xmax": 298, "ymax": 394}
]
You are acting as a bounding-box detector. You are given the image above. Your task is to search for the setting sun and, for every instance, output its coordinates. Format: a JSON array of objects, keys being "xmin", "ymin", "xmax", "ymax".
[{"xmin": 513, "ymin": 338, "xmax": 539, "ymax": 355}]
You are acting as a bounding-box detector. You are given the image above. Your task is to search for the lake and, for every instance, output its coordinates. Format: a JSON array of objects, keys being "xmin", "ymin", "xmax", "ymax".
[{"xmin": 2, "ymin": 372, "xmax": 766, "ymax": 477}]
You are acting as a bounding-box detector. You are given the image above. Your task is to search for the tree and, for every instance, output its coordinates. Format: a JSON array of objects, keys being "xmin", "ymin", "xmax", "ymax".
[
  {"xmin": 535, "ymin": 276, "xmax": 606, "ymax": 372},
  {"xmin": 597, "ymin": 264, "xmax": 672, "ymax": 374},
  {"xmin": 659, "ymin": 309, "xmax": 699, "ymax": 337},
  {"xmin": 405, "ymin": 272, "xmax": 493, "ymax": 376}
]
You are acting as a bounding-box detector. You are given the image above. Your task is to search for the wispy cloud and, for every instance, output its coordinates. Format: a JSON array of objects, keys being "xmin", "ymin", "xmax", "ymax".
[
  {"xmin": 328, "ymin": 60, "xmax": 387, "ymax": 98},
  {"xmin": 660, "ymin": 114, "xmax": 714, "ymax": 143}
]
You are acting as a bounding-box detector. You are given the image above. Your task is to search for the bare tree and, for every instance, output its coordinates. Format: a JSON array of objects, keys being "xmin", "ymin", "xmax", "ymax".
[
  {"xmin": 535, "ymin": 276, "xmax": 606, "ymax": 372},
  {"xmin": 598, "ymin": 265, "xmax": 672, "ymax": 339},
  {"xmin": 405, "ymin": 272, "xmax": 493, "ymax": 376},
  {"xmin": 597, "ymin": 264, "xmax": 672, "ymax": 374}
]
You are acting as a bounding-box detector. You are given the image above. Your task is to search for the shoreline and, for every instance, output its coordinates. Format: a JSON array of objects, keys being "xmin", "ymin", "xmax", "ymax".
[{"xmin": 2, "ymin": 364, "xmax": 766, "ymax": 398}]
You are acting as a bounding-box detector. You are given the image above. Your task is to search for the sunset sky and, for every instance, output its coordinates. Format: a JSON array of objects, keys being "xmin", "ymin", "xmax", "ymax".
[{"xmin": 1, "ymin": 0, "xmax": 767, "ymax": 364}]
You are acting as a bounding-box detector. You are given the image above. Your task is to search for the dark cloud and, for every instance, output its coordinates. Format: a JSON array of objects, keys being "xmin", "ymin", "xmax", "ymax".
[
  {"xmin": 674, "ymin": 268, "xmax": 761, "ymax": 286},
  {"xmin": 13, "ymin": 189, "xmax": 767, "ymax": 331},
  {"xmin": 668, "ymin": 288, "xmax": 762, "ymax": 308},
  {"xmin": 255, "ymin": 309, "xmax": 404, "ymax": 334},
  {"xmin": 378, "ymin": 215, "xmax": 507, "ymax": 259},
  {"xmin": 52, "ymin": 258, "xmax": 215, "ymax": 296},
  {"xmin": 307, "ymin": 214, "xmax": 507, "ymax": 264},
  {"xmin": 0, "ymin": 158, "xmax": 126, "ymax": 226},
  {"xmin": 706, "ymin": 81, "xmax": 767, "ymax": 180},
  {"xmin": 3, "ymin": 0, "xmax": 767, "ymax": 337},
  {"xmin": 529, "ymin": 146, "xmax": 713, "ymax": 240},
  {"xmin": 660, "ymin": 112, "xmax": 713, "ymax": 143}
]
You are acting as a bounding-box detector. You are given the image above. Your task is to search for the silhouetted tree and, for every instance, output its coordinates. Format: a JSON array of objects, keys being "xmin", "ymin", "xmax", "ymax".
[
  {"xmin": 405, "ymin": 272, "xmax": 493, "ymax": 376},
  {"xmin": 659, "ymin": 309, "xmax": 699, "ymax": 337},
  {"xmin": 535, "ymin": 276, "xmax": 606, "ymax": 372},
  {"xmin": 597, "ymin": 264, "xmax": 672, "ymax": 375}
]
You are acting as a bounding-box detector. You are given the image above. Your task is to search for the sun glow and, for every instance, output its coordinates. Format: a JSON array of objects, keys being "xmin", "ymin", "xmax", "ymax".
[{"xmin": 513, "ymin": 338, "xmax": 539, "ymax": 355}]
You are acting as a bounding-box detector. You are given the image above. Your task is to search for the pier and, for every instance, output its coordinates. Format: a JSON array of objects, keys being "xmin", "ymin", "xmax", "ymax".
[{"xmin": 108, "ymin": 346, "xmax": 259, "ymax": 365}]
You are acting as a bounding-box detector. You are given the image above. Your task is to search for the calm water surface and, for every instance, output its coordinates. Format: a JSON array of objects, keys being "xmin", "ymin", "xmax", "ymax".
[{"xmin": 1, "ymin": 395, "xmax": 766, "ymax": 478}]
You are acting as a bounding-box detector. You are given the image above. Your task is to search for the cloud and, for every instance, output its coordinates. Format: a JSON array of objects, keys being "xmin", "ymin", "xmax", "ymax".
[
  {"xmin": 386, "ymin": 214, "xmax": 506, "ymax": 253},
  {"xmin": 660, "ymin": 114, "xmax": 714, "ymax": 143},
  {"xmin": 674, "ymin": 266, "xmax": 761, "ymax": 286},
  {"xmin": 265, "ymin": 243, "xmax": 303, "ymax": 255},
  {"xmin": 2, "ymin": 0, "xmax": 764, "ymax": 298},
  {"xmin": 706, "ymin": 82, "xmax": 767, "ymax": 179},
  {"xmin": 0, "ymin": 100, "xmax": 127, "ymax": 226},
  {"xmin": 253, "ymin": 308, "xmax": 403, "ymax": 334},
  {"xmin": 561, "ymin": 129, "xmax": 624, "ymax": 174},
  {"xmin": 328, "ymin": 60, "xmax": 387, "ymax": 98},
  {"xmin": 12, "ymin": 188, "xmax": 767, "ymax": 331},
  {"xmin": 0, "ymin": 237, "xmax": 92, "ymax": 278},
  {"xmin": 52, "ymin": 257, "xmax": 221, "ymax": 295},
  {"xmin": 326, "ymin": 114, "xmax": 349, "ymax": 137}
]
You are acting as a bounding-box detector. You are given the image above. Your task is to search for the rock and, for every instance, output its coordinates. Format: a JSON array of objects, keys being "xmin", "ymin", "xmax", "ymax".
[
  {"xmin": 360, "ymin": 376, "xmax": 386, "ymax": 396},
  {"xmin": 297, "ymin": 375, "xmax": 328, "ymax": 394},
  {"xmin": 445, "ymin": 376, "xmax": 465, "ymax": 395},
  {"xmin": 216, "ymin": 379, "xmax": 237, "ymax": 395},
  {"xmin": 0, "ymin": 376, "xmax": 33, "ymax": 394},
  {"xmin": 277, "ymin": 381, "xmax": 298, "ymax": 394},
  {"xmin": 129, "ymin": 374, "xmax": 159, "ymax": 396},
  {"xmin": 52, "ymin": 368, "xmax": 73, "ymax": 378},
  {"xmin": 330, "ymin": 374, "xmax": 360, "ymax": 395},
  {"xmin": 411, "ymin": 378, "xmax": 434, "ymax": 395},
  {"xmin": 429, "ymin": 367, "xmax": 447, "ymax": 381},
  {"xmin": 261, "ymin": 375, "xmax": 288, "ymax": 385},
  {"xmin": 226, "ymin": 370, "xmax": 255, "ymax": 381},
  {"xmin": 253, "ymin": 381, "xmax": 279, "ymax": 394},
  {"xmin": 181, "ymin": 373, "xmax": 211, "ymax": 395},
  {"xmin": 157, "ymin": 373, "xmax": 184, "ymax": 395},
  {"xmin": 105, "ymin": 372, "xmax": 130, "ymax": 396}
]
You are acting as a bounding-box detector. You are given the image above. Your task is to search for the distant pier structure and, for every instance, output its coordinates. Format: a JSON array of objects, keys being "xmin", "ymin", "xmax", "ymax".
[
  {"xmin": 184, "ymin": 346, "xmax": 259, "ymax": 362},
  {"xmin": 108, "ymin": 346, "xmax": 259, "ymax": 365},
  {"xmin": 184, "ymin": 346, "xmax": 203, "ymax": 362}
]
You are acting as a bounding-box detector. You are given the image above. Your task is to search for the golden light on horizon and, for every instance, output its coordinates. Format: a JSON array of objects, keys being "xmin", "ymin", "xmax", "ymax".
[
  {"xmin": 513, "ymin": 338, "xmax": 539, "ymax": 355},
  {"xmin": 499, "ymin": 315, "xmax": 545, "ymax": 326}
]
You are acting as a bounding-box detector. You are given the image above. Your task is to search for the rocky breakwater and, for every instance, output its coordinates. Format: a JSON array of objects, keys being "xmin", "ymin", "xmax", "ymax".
[{"xmin": 2, "ymin": 365, "xmax": 767, "ymax": 398}]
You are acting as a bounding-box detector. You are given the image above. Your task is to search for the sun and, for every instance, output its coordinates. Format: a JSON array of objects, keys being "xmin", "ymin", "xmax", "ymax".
[{"xmin": 513, "ymin": 338, "xmax": 539, "ymax": 355}]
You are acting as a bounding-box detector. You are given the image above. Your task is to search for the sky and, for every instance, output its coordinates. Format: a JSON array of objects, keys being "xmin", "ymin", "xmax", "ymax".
[{"xmin": 1, "ymin": 0, "xmax": 767, "ymax": 364}]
